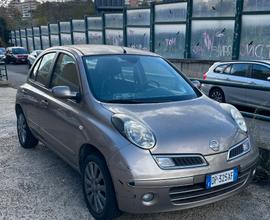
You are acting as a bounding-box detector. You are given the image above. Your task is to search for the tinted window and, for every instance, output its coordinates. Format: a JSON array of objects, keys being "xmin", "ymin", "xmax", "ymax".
[
  {"xmin": 230, "ymin": 64, "xmax": 249, "ymax": 77},
  {"xmin": 51, "ymin": 54, "xmax": 80, "ymax": 92},
  {"xmin": 214, "ymin": 64, "xmax": 227, "ymax": 73},
  {"xmin": 83, "ymin": 55, "xmax": 198, "ymax": 103},
  {"xmin": 252, "ymin": 64, "xmax": 270, "ymax": 81},
  {"xmin": 36, "ymin": 53, "xmax": 56, "ymax": 86},
  {"xmin": 223, "ymin": 65, "xmax": 232, "ymax": 75}
]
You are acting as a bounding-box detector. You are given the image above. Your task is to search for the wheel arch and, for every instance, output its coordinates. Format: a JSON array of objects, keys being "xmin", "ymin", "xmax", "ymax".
[{"xmin": 15, "ymin": 103, "xmax": 24, "ymax": 116}]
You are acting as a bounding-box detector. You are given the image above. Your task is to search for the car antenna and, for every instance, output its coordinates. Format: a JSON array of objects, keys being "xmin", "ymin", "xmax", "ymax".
[{"xmin": 122, "ymin": 47, "xmax": 127, "ymax": 54}]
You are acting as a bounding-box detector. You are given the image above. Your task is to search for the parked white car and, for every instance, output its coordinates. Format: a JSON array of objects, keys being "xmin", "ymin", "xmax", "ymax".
[
  {"xmin": 201, "ymin": 61, "xmax": 270, "ymax": 111},
  {"xmin": 27, "ymin": 50, "xmax": 43, "ymax": 68}
]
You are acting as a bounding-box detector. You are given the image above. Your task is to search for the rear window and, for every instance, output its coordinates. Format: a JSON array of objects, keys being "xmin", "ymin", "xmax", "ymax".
[{"xmin": 213, "ymin": 64, "xmax": 227, "ymax": 73}]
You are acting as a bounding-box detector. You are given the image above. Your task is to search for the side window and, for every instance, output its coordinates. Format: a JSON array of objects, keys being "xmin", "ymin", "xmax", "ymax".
[
  {"xmin": 50, "ymin": 53, "xmax": 80, "ymax": 92},
  {"xmin": 214, "ymin": 64, "xmax": 227, "ymax": 73},
  {"xmin": 30, "ymin": 58, "xmax": 42, "ymax": 80},
  {"xmin": 230, "ymin": 64, "xmax": 250, "ymax": 77},
  {"xmin": 36, "ymin": 53, "xmax": 56, "ymax": 86},
  {"xmin": 252, "ymin": 64, "xmax": 270, "ymax": 81},
  {"xmin": 223, "ymin": 65, "xmax": 231, "ymax": 75}
]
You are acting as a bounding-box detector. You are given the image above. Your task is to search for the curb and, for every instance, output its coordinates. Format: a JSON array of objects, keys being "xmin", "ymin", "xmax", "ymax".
[{"xmin": 0, "ymin": 80, "xmax": 9, "ymax": 87}]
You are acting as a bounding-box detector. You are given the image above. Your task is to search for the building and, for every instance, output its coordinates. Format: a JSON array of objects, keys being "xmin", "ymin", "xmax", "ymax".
[{"xmin": 9, "ymin": 0, "xmax": 39, "ymax": 19}]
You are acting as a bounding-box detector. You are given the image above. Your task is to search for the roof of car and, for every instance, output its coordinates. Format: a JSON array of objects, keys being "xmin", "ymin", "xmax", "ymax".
[
  {"xmin": 48, "ymin": 45, "xmax": 159, "ymax": 57},
  {"xmin": 214, "ymin": 60, "xmax": 270, "ymax": 66}
]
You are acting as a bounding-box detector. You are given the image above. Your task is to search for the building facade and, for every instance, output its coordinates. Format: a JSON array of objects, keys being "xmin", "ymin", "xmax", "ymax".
[{"xmin": 9, "ymin": 0, "xmax": 39, "ymax": 19}]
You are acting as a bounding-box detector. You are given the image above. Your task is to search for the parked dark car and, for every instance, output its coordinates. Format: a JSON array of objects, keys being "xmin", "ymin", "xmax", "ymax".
[
  {"xmin": 16, "ymin": 45, "xmax": 258, "ymax": 220},
  {"xmin": 5, "ymin": 47, "xmax": 29, "ymax": 64}
]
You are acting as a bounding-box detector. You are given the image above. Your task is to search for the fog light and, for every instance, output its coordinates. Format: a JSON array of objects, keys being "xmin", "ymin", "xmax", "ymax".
[
  {"xmin": 142, "ymin": 193, "xmax": 154, "ymax": 202},
  {"xmin": 155, "ymin": 157, "xmax": 175, "ymax": 168}
]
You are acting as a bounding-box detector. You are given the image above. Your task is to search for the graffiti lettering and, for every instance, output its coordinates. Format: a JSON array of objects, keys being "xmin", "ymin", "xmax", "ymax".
[{"xmin": 240, "ymin": 43, "xmax": 270, "ymax": 59}]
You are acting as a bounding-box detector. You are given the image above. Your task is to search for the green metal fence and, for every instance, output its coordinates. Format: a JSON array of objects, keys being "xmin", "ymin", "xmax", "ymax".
[{"xmin": 10, "ymin": 0, "xmax": 270, "ymax": 61}]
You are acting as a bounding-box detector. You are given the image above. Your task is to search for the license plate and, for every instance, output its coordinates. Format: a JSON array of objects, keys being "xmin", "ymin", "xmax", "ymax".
[{"xmin": 206, "ymin": 168, "xmax": 238, "ymax": 189}]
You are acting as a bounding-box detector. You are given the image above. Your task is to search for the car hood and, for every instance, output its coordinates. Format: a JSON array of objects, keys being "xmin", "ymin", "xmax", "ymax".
[{"xmin": 102, "ymin": 96, "xmax": 246, "ymax": 155}]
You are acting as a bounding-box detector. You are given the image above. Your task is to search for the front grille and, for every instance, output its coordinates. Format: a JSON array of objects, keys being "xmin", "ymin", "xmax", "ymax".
[
  {"xmin": 172, "ymin": 156, "xmax": 206, "ymax": 167},
  {"xmin": 169, "ymin": 168, "xmax": 251, "ymax": 205},
  {"xmin": 229, "ymin": 144, "xmax": 244, "ymax": 159}
]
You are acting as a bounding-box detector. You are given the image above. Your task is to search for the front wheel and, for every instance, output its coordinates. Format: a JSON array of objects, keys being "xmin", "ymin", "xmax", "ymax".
[
  {"xmin": 17, "ymin": 111, "xmax": 38, "ymax": 148},
  {"xmin": 83, "ymin": 154, "xmax": 121, "ymax": 220},
  {"xmin": 209, "ymin": 88, "xmax": 225, "ymax": 103}
]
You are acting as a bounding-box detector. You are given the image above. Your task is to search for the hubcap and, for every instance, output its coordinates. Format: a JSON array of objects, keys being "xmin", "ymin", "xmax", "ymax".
[
  {"xmin": 211, "ymin": 91, "xmax": 223, "ymax": 102},
  {"xmin": 84, "ymin": 161, "xmax": 106, "ymax": 214},
  {"xmin": 18, "ymin": 114, "xmax": 27, "ymax": 144}
]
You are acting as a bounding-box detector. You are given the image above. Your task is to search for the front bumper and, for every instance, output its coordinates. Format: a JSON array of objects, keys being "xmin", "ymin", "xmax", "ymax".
[{"xmin": 109, "ymin": 143, "xmax": 259, "ymax": 214}]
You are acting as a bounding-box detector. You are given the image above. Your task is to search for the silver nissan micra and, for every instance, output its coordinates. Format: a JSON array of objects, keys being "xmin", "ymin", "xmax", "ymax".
[{"xmin": 15, "ymin": 45, "xmax": 259, "ymax": 220}]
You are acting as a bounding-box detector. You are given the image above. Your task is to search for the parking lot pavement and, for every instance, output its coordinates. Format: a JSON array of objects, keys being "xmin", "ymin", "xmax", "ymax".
[{"xmin": 0, "ymin": 87, "xmax": 270, "ymax": 220}]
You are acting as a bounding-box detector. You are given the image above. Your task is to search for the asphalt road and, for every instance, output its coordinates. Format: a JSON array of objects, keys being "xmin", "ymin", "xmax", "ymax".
[{"xmin": 0, "ymin": 86, "xmax": 270, "ymax": 219}]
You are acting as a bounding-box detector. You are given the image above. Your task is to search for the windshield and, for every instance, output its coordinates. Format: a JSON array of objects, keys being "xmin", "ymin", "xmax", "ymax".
[
  {"xmin": 83, "ymin": 55, "xmax": 199, "ymax": 103},
  {"xmin": 12, "ymin": 48, "xmax": 28, "ymax": 54}
]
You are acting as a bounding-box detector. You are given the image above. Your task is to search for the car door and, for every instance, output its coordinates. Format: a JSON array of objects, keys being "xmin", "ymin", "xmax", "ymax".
[
  {"xmin": 247, "ymin": 64, "xmax": 270, "ymax": 110},
  {"xmin": 220, "ymin": 63, "xmax": 251, "ymax": 106},
  {"xmin": 23, "ymin": 52, "xmax": 57, "ymax": 140},
  {"xmin": 42, "ymin": 52, "xmax": 86, "ymax": 165}
]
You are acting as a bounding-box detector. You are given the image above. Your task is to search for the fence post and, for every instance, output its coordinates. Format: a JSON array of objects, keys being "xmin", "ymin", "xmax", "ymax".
[
  {"xmin": 32, "ymin": 26, "xmax": 36, "ymax": 50},
  {"xmin": 39, "ymin": 26, "xmax": 43, "ymax": 50},
  {"xmin": 48, "ymin": 23, "xmax": 52, "ymax": 48},
  {"xmin": 185, "ymin": 0, "xmax": 192, "ymax": 59},
  {"xmin": 150, "ymin": 2, "xmax": 155, "ymax": 52},
  {"xmin": 85, "ymin": 16, "xmax": 89, "ymax": 44},
  {"xmin": 102, "ymin": 13, "xmax": 106, "ymax": 45},
  {"xmin": 19, "ymin": 29, "xmax": 22, "ymax": 47},
  {"xmin": 232, "ymin": 0, "xmax": 244, "ymax": 60},
  {"xmin": 123, "ymin": 7, "xmax": 127, "ymax": 47},
  {"xmin": 70, "ymin": 18, "xmax": 74, "ymax": 45},
  {"xmin": 25, "ymin": 28, "xmax": 29, "ymax": 52},
  {"xmin": 58, "ymin": 21, "xmax": 62, "ymax": 46}
]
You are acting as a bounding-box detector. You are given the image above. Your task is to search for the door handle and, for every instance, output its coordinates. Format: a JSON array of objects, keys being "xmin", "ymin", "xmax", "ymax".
[
  {"xmin": 40, "ymin": 99, "xmax": 49, "ymax": 106},
  {"xmin": 250, "ymin": 81, "xmax": 256, "ymax": 85},
  {"xmin": 225, "ymin": 78, "xmax": 231, "ymax": 81}
]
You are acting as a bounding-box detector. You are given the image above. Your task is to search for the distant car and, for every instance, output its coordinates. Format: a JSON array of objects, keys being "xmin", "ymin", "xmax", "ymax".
[
  {"xmin": 202, "ymin": 61, "xmax": 270, "ymax": 111},
  {"xmin": 0, "ymin": 48, "xmax": 5, "ymax": 64},
  {"xmin": 5, "ymin": 47, "xmax": 29, "ymax": 64},
  {"xmin": 27, "ymin": 50, "xmax": 43, "ymax": 68}
]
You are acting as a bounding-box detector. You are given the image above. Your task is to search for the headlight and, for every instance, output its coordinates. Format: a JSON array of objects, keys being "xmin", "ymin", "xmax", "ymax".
[
  {"xmin": 220, "ymin": 103, "xmax": 247, "ymax": 132},
  {"xmin": 112, "ymin": 114, "xmax": 156, "ymax": 149}
]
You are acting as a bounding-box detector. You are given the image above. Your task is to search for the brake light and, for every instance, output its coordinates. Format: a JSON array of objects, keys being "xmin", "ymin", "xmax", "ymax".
[{"xmin": 203, "ymin": 72, "xmax": 207, "ymax": 80}]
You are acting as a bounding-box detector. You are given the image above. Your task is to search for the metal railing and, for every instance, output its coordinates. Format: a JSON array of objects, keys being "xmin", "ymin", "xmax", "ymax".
[{"xmin": 0, "ymin": 64, "xmax": 8, "ymax": 81}]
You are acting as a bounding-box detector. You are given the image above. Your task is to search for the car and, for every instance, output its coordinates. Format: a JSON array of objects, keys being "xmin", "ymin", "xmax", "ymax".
[
  {"xmin": 0, "ymin": 47, "xmax": 5, "ymax": 64},
  {"xmin": 202, "ymin": 61, "xmax": 270, "ymax": 111},
  {"xmin": 27, "ymin": 50, "xmax": 43, "ymax": 68},
  {"xmin": 15, "ymin": 45, "xmax": 259, "ymax": 220},
  {"xmin": 5, "ymin": 47, "xmax": 29, "ymax": 64}
]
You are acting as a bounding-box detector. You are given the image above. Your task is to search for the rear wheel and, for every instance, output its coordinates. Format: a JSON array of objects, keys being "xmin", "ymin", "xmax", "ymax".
[
  {"xmin": 209, "ymin": 88, "xmax": 225, "ymax": 103},
  {"xmin": 82, "ymin": 154, "xmax": 121, "ymax": 220},
  {"xmin": 17, "ymin": 111, "xmax": 38, "ymax": 148}
]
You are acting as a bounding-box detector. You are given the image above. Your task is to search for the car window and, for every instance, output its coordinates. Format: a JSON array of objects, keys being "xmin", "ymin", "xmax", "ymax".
[
  {"xmin": 223, "ymin": 65, "xmax": 231, "ymax": 75},
  {"xmin": 35, "ymin": 53, "xmax": 56, "ymax": 86},
  {"xmin": 84, "ymin": 55, "xmax": 199, "ymax": 103},
  {"xmin": 30, "ymin": 58, "xmax": 42, "ymax": 80},
  {"xmin": 214, "ymin": 64, "xmax": 227, "ymax": 73},
  {"xmin": 252, "ymin": 64, "xmax": 270, "ymax": 81},
  {"xmin": 230, "ymin": 64, "xmax": 250, "ymax": 77},
  {"xmin": 50, "ymin": 53, "xmax": 80, "ymax": 92}
]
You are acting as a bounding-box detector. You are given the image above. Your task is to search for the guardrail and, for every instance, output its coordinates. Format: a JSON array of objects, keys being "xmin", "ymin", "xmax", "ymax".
[
  {"xmin": 0, "ymin": 64, "xmax": 8, "ymax": 81},
  {"xmin": 190, "ymin": 78, "xmax": 270, "ymax": 123}
]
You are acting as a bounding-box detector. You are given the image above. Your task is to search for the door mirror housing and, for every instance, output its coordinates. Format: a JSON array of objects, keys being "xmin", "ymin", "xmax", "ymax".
[
  {"xmin": 192, "ymin": 80, "xmax": 201, "ymax": 89},
  {"xmin": 52, "ymin": 86, "xmax": 80, "ymax": 102}
]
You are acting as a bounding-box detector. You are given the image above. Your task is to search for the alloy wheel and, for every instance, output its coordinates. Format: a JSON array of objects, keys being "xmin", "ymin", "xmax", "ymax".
[{"xmin": 18, "ymin": 114, "xmax": 27, "ymax": 144}]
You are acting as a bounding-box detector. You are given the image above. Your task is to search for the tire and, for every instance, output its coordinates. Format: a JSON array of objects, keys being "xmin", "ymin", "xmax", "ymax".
[
  {"xmin": 209, "ymin": 88, "xmax": 225, "ymax": 103},
  {"xmin": 17, "ymin": 110, "xmax": 39, "ymax": 148},
  {"xmin": 82, "ymin": 154, "xmax": 121, "ymax": 220}
]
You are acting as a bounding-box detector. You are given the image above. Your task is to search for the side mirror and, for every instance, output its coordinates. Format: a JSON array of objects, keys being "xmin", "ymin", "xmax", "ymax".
[
  {"xmin": 52, "ymin": 86, "xmax": 80, "ymax": 102},
  {"xmin": 192, "ymin": 80, "xmax": 201, "ymax": 89}
]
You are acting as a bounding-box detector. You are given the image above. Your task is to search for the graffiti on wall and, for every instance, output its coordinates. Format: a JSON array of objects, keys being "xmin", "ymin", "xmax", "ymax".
[{"xmin": 127, "ymin": 28, "xmax": 150, "ymax": 50}]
